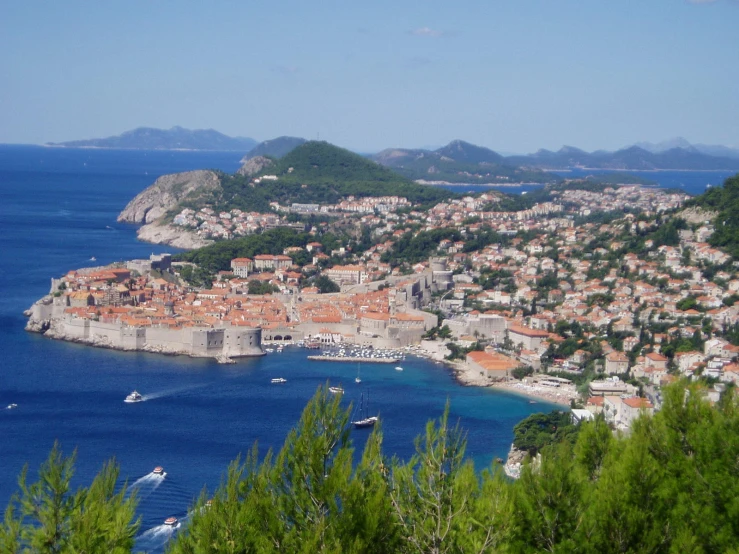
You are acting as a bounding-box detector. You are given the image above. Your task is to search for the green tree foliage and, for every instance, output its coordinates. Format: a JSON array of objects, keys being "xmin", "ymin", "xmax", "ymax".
[
  {"xmin": 312, "ymin": 275, "xmax": 340, "ymax": 294},
  {"xmin": 247, "ymin": 280, "xmax": 279, "ymax": 295},
  {"xmin": 174, "ymin": 228, "xmax": 311, "ymax": 273},
  {"xmin": 689, "ymin": 173, "xmax": 739, "ymax": 257},
  {"xmin": 0, "ymin": 444, "xmax": 139, "ymax": 553},
  {"xmin": 381, "ymin": 229, "xmax": 462, "ymax": 267},
  {"xmin": 512, "ymin": 411, "xmax": 579, "ymax": 456}
]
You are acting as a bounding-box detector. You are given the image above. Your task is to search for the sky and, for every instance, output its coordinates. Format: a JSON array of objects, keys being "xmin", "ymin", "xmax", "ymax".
[{"xmin": 1, "ymin": 0, "xmax": 738, "ymax": 154}]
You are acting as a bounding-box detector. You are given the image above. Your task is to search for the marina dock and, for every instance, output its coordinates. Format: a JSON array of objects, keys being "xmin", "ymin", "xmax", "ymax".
[{"xmin": 307, "ymin": 355, "xmax": 399, "ymax": 364}]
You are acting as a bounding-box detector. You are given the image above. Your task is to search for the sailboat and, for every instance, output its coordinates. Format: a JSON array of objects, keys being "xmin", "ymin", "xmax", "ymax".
[
  {"xmin": 355, "ymin": 363, "xmax": 362, "ymax": 384},
  {"xmin": 352, "ymin": 391, "xmax": 378, "ymax": 429}
]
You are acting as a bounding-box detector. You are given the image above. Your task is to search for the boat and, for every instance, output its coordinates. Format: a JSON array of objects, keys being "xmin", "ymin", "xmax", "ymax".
[
  {"xmin": 89, "ymin": 256, "xmax": 96, "ymax": 261},
  {"xmin": 153, "ymin": 466, "xmax": 165, "ymax": 476},
  {"xmin": 271, "ymin": 377, "xmax": 287, "ymax": 384},
  {"xmin": 352, "ymin": 392, "xmax": 378, "ymax": 429},
  {"xmin": 164, "ymin": 516, "xmax": 178, "ymax": 527},
  {"xmin": 395, "ymin": 366, "xmax": 404, "ymax": 372},
  {"xmin": 6, "ymin": 403, "xmax": 17, "ymax": 410},
  {"xmin": 276, "ymin": 345, "xmax": 283, "ymax": 353},
  {"xmin": 328, "ymin": 386, "xmax": 344, "ymax": 394},
  {"xmin": 124, "ymin": 390, "xmax": 143, "ymax": 403},
  {"xmin": 355, "ymin": 363, "xmax": 362, "ymax": 384}
]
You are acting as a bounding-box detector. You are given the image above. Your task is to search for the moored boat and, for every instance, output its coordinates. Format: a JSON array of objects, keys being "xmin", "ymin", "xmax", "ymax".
[{"xmin": 352, "ymin": 392, "xmax": 378, "ymax": 429}]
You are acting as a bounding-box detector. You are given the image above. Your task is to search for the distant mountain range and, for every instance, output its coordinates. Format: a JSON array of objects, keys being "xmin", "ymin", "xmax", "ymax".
[
  {"xmin": 48, "ymin": 126, "xmax": 258, "ymax": 152},
  {"xmin": 247, "ymin": 137, "xmax": 739, "ymax": 180},
  {"xmin": 505, "ymin": 145, "xmax": 739, "ymax": 171},
  {"xmin": 48, "ymin": 127, "xmax": 739, "ymax": 173},
  {"xmin": 631, "ymin": 137, "xmax": 739, "ymax": 160}
]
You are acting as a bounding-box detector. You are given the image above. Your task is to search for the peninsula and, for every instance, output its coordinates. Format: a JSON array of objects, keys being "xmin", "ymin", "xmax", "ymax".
[{"xmin": 25, "ymin": 254, "xmax": 264, "ymax": 362}]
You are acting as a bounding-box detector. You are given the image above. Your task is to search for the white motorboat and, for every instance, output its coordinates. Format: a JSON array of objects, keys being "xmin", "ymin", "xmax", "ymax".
[
  {"xmin": 271, "ymin": 377, "xmax": 287, "ymax": 384},
  {"xmin": 355, "ymin": 363, "xmax": 362, "ymax": 383},
  {"xmin": 153, "ymin": 466, "xmax": 165, "ymax": 476},
  {"xmin": 6, "ymin": 403, "xmax": 18, "ymax": 410},
  {"xmin": 328, "ymin": 386, "xmax": 344, "ymax": 394},
  {"xmin": 395, "ymin": 366, "xmax": 404, "ymax": 371},
  {"xmin": 164, "ymin": 516, "xmax": 178, "ymax": 527},
  {"xmin": 124, "ymin": 390, "xmax": 143, "ymax": 403}
]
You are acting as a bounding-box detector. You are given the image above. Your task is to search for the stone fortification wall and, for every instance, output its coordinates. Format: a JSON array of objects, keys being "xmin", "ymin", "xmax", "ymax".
[{"xmin": 25, "ymin": 298, "xmax": 263, "ymax": 360}]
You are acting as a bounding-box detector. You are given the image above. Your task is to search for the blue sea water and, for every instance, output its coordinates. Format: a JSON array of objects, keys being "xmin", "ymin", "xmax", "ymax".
[
  {"xmin": 440, "ymin": 168, "xmax": 737, "ymax": 196},
  {"xmin": 0, "ymin": 145, "xmax": 556, "ymax": 552}
]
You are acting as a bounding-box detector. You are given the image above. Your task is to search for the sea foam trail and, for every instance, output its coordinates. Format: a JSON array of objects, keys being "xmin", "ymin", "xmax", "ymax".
[
  {"xmin": 126, "ymin": 472, "xmax": 166, "ymax": 499},
  {"xmin": 141, "ymin": 383, "xmax": 207, "ymax": 401},
  {"xmin": 136, "ymin": 523, "xmax": 179, "ymax": 551}
]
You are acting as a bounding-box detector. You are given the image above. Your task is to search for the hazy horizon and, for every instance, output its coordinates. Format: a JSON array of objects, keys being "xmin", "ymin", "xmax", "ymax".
[{"xmin": 1, "ymin": 0, "xmax": 738, "ymax": 153}]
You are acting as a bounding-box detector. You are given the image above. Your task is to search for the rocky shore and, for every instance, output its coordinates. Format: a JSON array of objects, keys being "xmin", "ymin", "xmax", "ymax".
[
  {"xmin": 503, "ymin": 444, "xmax": 527, "ymax": 479},
  {"xmin": 135, "ymin": 221, "xmax": 211, "ymax": 249},
  {"xmin": 117, "ymin": 169, "xmax": 220, "ymax": 249}
]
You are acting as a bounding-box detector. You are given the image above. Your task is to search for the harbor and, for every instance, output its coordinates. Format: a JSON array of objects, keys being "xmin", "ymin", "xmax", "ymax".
[
  {"xmin": 305, "ymin": 345, "xmax": 406, "ymax": 364},
  {"xmin": 308, "ymin": 355, "xmax": 399, "ymax": 364}
]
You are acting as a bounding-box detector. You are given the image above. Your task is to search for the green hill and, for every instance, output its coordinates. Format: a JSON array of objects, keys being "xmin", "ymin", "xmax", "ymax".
[
  {"xmin": 171, "ymin": 141, "xmax": 455, "ymax": 216},
  {"xmin": 687, "ymin": 172, "xmax": 739, "ymax": 258},
  {"xmin": 246, "ymin": 141, "xmax": 454, "ymax": 205}
]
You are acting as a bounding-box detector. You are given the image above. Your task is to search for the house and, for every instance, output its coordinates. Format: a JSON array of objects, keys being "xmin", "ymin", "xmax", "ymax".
[
  {"xmin": 507, "ymin": 325, "xmax": 550, "ymax": 351},
  {"xmin": 645, "ymin": 352, "xmax": 668, "ymax": 370},
  {"xmin": 605, "ymin": 351, "xmax": 629, "ymax": 375},
  {"xmin": 621, "ymin": 397, "xmax": 654, "ymax": 426},
  {"xmin": 229, "ymin": 258, "xmax": 253, "ymax": 278},
  {"xmin": 466, "ymin": 351, "xmax": 521, "ymax": 380}
]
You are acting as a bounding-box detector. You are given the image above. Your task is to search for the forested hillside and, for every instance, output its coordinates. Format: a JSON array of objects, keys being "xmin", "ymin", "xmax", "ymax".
[
  {"xmin": 5, "ymin": 382, "xmax": 739, "ymax": 553},
  {"xmin": 688, "ymin": 173, "xmax": 739, "ymax": 257},
  {"xmin": 181, "ymin": 141, "xmax": 455, "ymax": 216}
]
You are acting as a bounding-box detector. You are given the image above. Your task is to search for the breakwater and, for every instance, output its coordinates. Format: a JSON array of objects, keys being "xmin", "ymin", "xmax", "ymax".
[{"xmin": 307, "ymin": 355, "xmax": 399, "ymax": 364}]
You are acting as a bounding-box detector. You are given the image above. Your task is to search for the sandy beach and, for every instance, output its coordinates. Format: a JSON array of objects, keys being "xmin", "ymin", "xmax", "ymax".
[{"xmin": 443, "ymin": 357, "xmax": 574, "ymax": 407}]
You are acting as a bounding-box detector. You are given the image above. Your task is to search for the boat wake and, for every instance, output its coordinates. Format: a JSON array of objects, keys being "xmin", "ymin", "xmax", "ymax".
[
  {"xmin": 135, "ymin": 522, "xmax": 180, "ymax": 550},
  {"xmin": 140, "ymin": 383, "xmax": 207, "ymax": 402},
  {"xmin": 126, "ymin": 472, "xmax": 166, "ymax": 499}
]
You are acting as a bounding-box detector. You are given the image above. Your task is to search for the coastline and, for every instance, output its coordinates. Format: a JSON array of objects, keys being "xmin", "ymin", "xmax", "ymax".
[{"xmin": 440, "ymin": 355, "xmax": 573, "ymax": 407}]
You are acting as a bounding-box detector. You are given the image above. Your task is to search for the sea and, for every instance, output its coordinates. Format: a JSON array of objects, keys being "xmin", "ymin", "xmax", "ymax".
[
  {"xmin": 439, "ymin": 168, "xmax": 737, "ymax": 195},
  {"xmin": 0, "ymin": 145, "xmax": 562, "ymax": 553}
]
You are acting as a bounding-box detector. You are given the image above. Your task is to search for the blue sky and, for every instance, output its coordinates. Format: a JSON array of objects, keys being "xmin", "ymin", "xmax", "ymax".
[{"xmin": 1, "ymin": 0, "xmax": 737, "ymax": 153}]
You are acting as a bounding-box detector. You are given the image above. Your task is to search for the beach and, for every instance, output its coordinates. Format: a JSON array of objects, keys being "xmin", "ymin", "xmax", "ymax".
[{"xmin": 444, "ymin": 357, "xmax": 574, "ymax": 407}]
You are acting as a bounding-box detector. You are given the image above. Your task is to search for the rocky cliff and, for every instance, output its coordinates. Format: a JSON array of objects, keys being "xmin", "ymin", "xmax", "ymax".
[
  {"xmin": 118, "ymin": 170, "xmax": 221, "ymax": 224},
  {"xmin": 136, "ymin": 221, "xmax": 212, "ymax": 249},
  {"xmin": 236, "ymin": 155, "xmax": 274, "ymax": 177}
]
